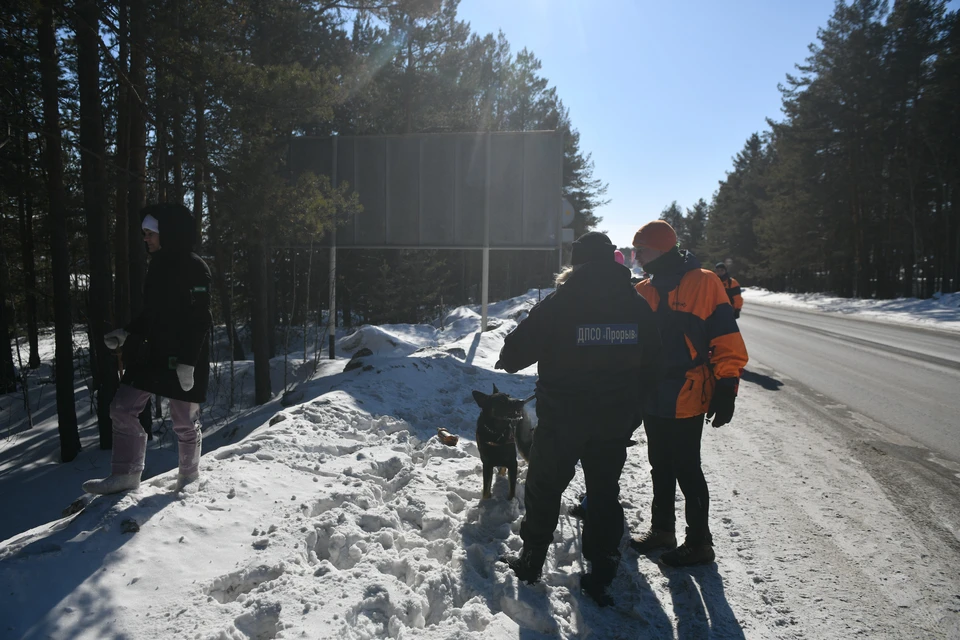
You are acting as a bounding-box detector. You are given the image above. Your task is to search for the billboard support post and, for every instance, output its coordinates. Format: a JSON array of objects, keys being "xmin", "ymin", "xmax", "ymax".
[
  {"xmin": 481, "ymin": 133, "xmax": 491, "ymax": 332},
  {"xmin": 558, "ymin": 131, "xmax": 565, "ymax": 274},
  {"xmin": 481, "ymin": 247, "xmax": 490, "ymax": 332},
  {"xmin": 328, "ymin": 137, "xmax": 338, "ymax": 359}
]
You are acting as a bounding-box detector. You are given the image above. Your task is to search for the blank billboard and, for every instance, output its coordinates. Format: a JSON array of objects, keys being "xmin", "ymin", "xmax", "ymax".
[{"xmin": 289, "ymin": 131, "xmax": 562, "ymax": 249}]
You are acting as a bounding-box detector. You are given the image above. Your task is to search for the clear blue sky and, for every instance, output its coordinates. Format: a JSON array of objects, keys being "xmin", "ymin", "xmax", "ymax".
[{"xmin": 455, "ymin": 0, "xmax": 843, "ymax": 248}]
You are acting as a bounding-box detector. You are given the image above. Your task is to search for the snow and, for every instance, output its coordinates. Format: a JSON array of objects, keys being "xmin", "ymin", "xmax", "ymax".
[
  {"xmin": 2, "ymin": 287, "xmax": 960, "ymax": 639},
  {"xmin": 743, "ymin": 288, "xmax": 960, "ymax": 333}
]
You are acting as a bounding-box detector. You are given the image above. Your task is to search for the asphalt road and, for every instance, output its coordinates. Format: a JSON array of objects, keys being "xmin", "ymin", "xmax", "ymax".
[{"xmin": 737, "ymin": 302, "xmax": 960, "ymax": 466}]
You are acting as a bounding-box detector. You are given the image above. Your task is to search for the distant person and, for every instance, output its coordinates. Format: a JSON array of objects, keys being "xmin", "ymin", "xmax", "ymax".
[
  {"xmin": 714, "ymin": 262, "xmax": 743, "ymax": 318},
  {"xmin": 630, "ymin": 220, "xmax": 748, "ymax": 567},
  {"xmin": 495, "ymin": 231, "xmax": 662, "ymax": 606},
  {"xmin": 83, "ymin": 203, "xmax": 212, "ymax": 495}
]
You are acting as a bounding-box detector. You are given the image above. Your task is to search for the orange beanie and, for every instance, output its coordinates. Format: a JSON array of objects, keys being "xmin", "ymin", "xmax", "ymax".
[{"xmin": 632, "ymin": 220, "xmax": 677, "ymax": 252}]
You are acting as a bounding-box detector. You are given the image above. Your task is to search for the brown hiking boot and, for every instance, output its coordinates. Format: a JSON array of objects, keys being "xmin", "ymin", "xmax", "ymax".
[
  {"xmin": 629, "ymin": 529, "xmax": 677, "ymax": 553},
  {"xmin": 659, "ymin": 541, "xmax": 715, "ymax": 567}
]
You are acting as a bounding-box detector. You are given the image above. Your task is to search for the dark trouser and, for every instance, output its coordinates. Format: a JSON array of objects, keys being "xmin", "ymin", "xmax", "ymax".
[
  {"xmin": 643, "ymin": 413, "xmax": 712, "ymax": 545},
  {"xmin": 520, "ymin": 405, "xmax": 634, "ymax": 568}
]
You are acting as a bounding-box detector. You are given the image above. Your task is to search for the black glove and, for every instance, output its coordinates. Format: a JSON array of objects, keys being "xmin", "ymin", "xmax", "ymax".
[
  {"xmin": 707, "ymin": 380, "xmax": 737, "ymax": 428},
  {"xmin": 733, "ymin": 309, "xmax": 741, "ymax": 319},
  {"xmin": 494, "ymin": 360, "xmax": 504, "ymax": 370}
]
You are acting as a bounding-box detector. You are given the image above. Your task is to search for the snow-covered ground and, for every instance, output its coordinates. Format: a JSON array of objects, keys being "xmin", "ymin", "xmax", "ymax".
[{"xmin": 2, "ymin": 288, "xmax": 960, "ymax": 639}]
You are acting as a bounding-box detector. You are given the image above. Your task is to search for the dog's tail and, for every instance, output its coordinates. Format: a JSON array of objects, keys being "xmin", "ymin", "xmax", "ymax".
[{"xmin": 516, "ymin": 415, "xmax": 535, "ymax": 462}]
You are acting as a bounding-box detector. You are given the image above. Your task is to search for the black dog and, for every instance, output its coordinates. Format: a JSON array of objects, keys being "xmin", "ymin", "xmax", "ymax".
[{"xmin": 472, "ymin": 385, "xmax": 534, "ymax": 500}]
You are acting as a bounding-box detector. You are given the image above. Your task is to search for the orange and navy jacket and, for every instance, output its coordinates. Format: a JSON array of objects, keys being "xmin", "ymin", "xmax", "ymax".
[
  {"xmin": 719, "ymin": 274, "xmax": 744, "ymax": 311},
  {"xmin": 635, "ymin": 251, "xmax": 748, "ymax": 419}
]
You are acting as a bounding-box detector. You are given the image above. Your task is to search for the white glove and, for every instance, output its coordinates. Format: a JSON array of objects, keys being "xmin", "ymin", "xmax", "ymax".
[
  {"xmin": 176, "ymin": 364, "xmax": 195, "ymax": 391},
  {"xmin": 104, "ymin": 329, "xmax": 129, "ymax": 350}
]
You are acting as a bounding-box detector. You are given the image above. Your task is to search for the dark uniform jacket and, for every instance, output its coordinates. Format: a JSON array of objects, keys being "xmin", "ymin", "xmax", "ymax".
[
  {"xmin": 497, "ymin": 260, "xmax": 663, "ymax": 416},
  {"xmin": 123, "ymin": 207, "xmax": 212, "ymax": 403},
  {"xmin": 635, "ymin": 249, "xmax": 748, "ymax": 419}
]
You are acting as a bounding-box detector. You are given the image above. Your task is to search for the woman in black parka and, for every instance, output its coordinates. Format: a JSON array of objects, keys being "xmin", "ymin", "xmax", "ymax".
[{"xmin": 83, "ymin": 203, "xmax": 212, "ymax": 495}]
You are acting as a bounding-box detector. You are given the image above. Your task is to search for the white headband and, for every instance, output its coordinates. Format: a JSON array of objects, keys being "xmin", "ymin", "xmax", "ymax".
[{"xmin": 141, "ymin": 214, "xmax": 159, "ymax": 234}]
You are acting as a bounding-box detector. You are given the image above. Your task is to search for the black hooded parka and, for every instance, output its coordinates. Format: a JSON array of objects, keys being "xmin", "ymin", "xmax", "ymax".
[
  {"xmin": 122, "ymin": 203, "xmax": 212, "ymax": 403},
  {"xmin": 497, "ymin": 259, "xmax": 663, "ymax": 413}
]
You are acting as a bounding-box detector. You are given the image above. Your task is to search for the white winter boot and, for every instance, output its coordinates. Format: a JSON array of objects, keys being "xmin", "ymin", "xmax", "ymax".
[
  {"xmin": 82, "ymin": 473, "xmax": 141, "ymax": 495},
  {"xmin": 175, "ymin": 470, "xmax": 199, "ymax": 491}
]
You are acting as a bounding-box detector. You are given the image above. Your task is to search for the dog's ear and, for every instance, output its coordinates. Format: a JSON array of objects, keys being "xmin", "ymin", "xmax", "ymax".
[
  {"xmin": 472, "ymin": 390, "xmax": 489, "ymax": 408},
  {"xmin": 492, "ymin": 384, "xmax": 500, "ymax": 395}
]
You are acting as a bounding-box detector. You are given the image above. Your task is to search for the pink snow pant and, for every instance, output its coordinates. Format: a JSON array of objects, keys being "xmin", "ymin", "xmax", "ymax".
[{"xmin": 111, "ymin": 384, "xmax": 201, "ymax": 477}]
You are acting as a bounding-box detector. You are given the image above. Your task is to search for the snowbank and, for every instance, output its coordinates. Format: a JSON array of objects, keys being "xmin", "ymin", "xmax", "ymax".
[{"xmin": 743, "ymin": 288, "xmax": 960, "ymax": 332}]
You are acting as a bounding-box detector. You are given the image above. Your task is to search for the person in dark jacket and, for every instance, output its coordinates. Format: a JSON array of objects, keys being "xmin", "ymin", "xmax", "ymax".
[
  {"xmin": 714, "ymin": 262, "xmax": 743, "ymax": 318},
  {"xmin": 496, "ymin": 232, "xmax": 663, "ymax": 606},
  {"xmin": 629, "ymin": 220, "xmax": 748, "ymax": 567},
  {"xmin": 83, "ymin": 203, "xmax": 212, "ymax": 494}
]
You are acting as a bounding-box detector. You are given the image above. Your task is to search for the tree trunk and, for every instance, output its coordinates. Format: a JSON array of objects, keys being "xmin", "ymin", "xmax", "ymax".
[
  {"xmin": 303, "ymin": 243, "xmax": 313, "ymax": 358},
  {"xmin": 127, "ymin": 0, "xmax": 148, "ymax": 317},
  {"xmin": 15, "ymin": 21, "xmax": 41, "ymax": 368},
  {"xmin": 267, "ymin": 249, "xmax": 277, "ymax": 357},
  {"xmin": 168, "ymin": 0, "xmax": 183, "ymax": 204},
  {"xmin": 248, "ymin": 241, "xmax": 272, "ymax": 405},
  {"xmin": 340, "ymin": 288, "xmax": 352, "ymax": 330},
  {"xmin": 114, "ymin": 0, "xmax": 130, "ymax": 326},
  {"xmin": 405, "ymin": 36, "xmax": 415, "ymax": 134},
  {"xmin": 951, "ymin": 185, "xmax": 959, "ymax": 293},
  {"xmin": 156, "ymin": 79, "xmax": 168, "ymax": 202},
  {"xmin": 171, "ymin": 80, "xmax": 183, "ymax": 203},
  {"xmin": 0, "ymin": 232, "xmax": 16, "ymax": 393},
  {"xmin": 39, "ymin": 0, "xmax": 81, "ymax": 461},
  {"xmin": 172, "ymin": 104, "xmax": 183, "ymax": 204},
  {"xmin": 902, "ymin": 245, "xmax": 915, "ymax": 298},
  {"xmin": 206, "ymin": 182, "xmax": 244, "ymax": 361},
  {"xmin": 17, "ymin": 128, "xmax": 41, "ymax": 369},
  {"xmin": 193, "ymin": 86, "xmax": 204, "ymax": 245},
  {"xmin": 76, "ymin": 0, "xmax": 119, "ymax": 448}
]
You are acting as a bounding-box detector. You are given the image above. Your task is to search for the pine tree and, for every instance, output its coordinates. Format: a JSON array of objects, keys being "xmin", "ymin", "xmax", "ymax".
[
  {"xmin": 705, "ymin": 134, "xmax": 770, "ymax": 282},
  {"xmin": 659, "ymin": 201, "xmax": 686, "ymax": 245},
  {"xmin": 927, "ymin": 9, "xmax": 960, "ymax": 293},
  {"xmin": 38, "ymin": 0, "xmax": 80, "ymax": 461},
  {"xmin": 76, "ymin": 0, "xmax": 119, "ymax": 447},
  {"xmin": 682, "ymin": 199, "xmax": 708, "ymax": 258}
]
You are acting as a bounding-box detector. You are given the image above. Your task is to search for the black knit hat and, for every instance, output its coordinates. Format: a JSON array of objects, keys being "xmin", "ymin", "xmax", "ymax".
[
  {"xmin": 715, "ymin": 262, "xmax": 726, "ymax": 269},
  {"xmin": 571, "ymin": 231, "xmax": 615, "ymax": 265}
]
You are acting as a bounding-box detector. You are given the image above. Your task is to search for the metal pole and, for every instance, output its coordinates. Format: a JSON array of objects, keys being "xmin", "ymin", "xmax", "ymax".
[
  {"xmin": 481, "ymin": 247, "xmax": 490, "ymax": 330},
  {"xmin": 481, "ymin": 133, "xmax": 491, "ymax": 332},
  {"xmin": 558, "ymin": 131, "xmax": 564, "ymax": 275},
  {"xmin": 328, "ymin": 136, "xmax": 338, "ymax": 359}
]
